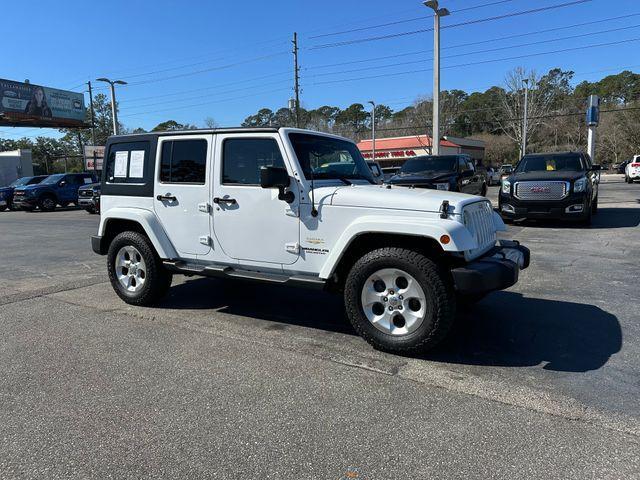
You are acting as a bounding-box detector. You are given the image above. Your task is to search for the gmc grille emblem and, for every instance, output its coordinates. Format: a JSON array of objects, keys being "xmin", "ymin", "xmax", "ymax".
[{"xmin": 530, "ymin": 186, "xmax": 551, "ymax": 193}]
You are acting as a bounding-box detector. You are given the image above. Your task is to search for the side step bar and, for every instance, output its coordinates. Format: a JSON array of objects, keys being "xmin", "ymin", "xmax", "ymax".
[{"xmin": 163, "ymin": 260, "xmax": 327, "ymax": 290}]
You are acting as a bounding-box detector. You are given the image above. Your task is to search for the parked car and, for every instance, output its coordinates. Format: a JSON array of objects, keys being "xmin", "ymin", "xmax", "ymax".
[
  {"xmin": 624, "ymin": 155, "xmax": 640, "ymax": 183},
  {"xmin": 381, "ymin": 166, "xmax": 400, "ymax": 181},
  {"xmin": 78, "ymin": 182, "xmax": 101, "ymax": 214},
  {"xmin": 92, "ymin": 128, "xmax": 529, "ymax": 354},
  {"xmin": 386, "ymin": 154, "xmax": 488, "ymax": 196},
  {"xmin": 499, "ymin": 164, "xmax": 513, "ymax": 181},
  {"xmin": 366, "ymin": 161, "xmax": 384, "ymax": 183},
  {"xmin": 0, "ymin": 175, "xmax": 48, "ymax": 211},
  {"xmin": 486, "ymin": 167, "xmax": 501, "ymax": 185},
  {"xmin": 498, "ymin": 151, "xmax": 600, "ymax": 225},
  {"xmin": 617, "ymin": 160, "xmax": 630, "ymax": 174},
  {"xmin": 13, "ymin": 172, "xmax": 98, "ymax": 211}
]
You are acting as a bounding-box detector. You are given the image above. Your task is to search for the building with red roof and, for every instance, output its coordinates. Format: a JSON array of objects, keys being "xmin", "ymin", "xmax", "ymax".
[{"xmin": 357, "ymin": 134, "xmax": 485, "ymax": 166}]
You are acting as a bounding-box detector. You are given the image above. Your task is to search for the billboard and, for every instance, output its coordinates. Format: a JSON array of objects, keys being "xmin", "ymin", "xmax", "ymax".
[
  {"xmin": 84, "ymin": 145, "xmax": 105, "ymax": 170},
  {"xmin": 0, "ymin": 79, "xmax": 87, "ymax": 128}
]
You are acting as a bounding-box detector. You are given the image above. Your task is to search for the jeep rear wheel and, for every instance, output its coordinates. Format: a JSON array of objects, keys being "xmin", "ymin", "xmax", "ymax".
[
  {"xmin": 344, "ymin": 247, "xmax": 456, "ymax": 354},
  {"xmin": 107, "ymin": 231, "xmax": 172, "ymax": 306}
]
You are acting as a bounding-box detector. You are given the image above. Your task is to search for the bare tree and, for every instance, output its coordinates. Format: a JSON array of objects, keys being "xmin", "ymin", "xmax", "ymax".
[
  {"xmin": 496, "ymin": 67, "xmax": 555, "ymax": 155},
  {"xmin": 204, "ymin": 117, "xmax": 219, "ymax": 128}
]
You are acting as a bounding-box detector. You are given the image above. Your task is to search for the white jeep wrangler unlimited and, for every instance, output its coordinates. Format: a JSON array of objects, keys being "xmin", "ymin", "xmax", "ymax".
[{"xmin": 92, "ymin": 128, "xmax": 529, "ymax": 353}]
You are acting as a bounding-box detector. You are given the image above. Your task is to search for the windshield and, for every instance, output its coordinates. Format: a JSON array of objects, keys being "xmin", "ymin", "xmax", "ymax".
[
  {"xmin": 40, "ymin": 174, "xmax": 65, "ymax": 185},
  {"xmin": 399, "ymin": 156, "xmax": 457, "ymax": 174},
  {"xmin": 289, "ymin": 133, "xmax": 374, "ymax": 182},
  {"xmin": 9, "ymin": 177, "xmax": 31, "ymax": 187},
  {"xmin": 516, "ymin": 155, "xmax": 584, "ymax": 173}
]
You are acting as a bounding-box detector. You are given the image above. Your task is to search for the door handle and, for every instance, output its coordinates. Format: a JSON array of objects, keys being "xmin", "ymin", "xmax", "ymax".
[
  {"xmin": 156, "ymin": 194, "xmax": 177, "ymax": 202},
  {"xmin": 213, "ymin": 197, "xmax": 237, "ymax": 205}
]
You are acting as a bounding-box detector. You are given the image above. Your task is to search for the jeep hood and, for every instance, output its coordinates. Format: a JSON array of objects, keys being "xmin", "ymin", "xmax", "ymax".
[{"xmin": 328, "ymin": 184, "xmax": 486, "ymax": 214}]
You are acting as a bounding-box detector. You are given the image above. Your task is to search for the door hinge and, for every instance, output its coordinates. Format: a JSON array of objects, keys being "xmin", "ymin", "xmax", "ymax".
[
  {"xmin": 285, "ymin": 205, "xmax": 299, "ymax": 217},
  {"xmin": 199, "ymin": 235, "xmax": 212, "ymax": 246},
  {"xmin": 285, "ymin": 242, "xmax": 300, "ymax": 254},
  {"xmin": 198, "ymin": 202, "xmax": 211, "ymax": 213}
]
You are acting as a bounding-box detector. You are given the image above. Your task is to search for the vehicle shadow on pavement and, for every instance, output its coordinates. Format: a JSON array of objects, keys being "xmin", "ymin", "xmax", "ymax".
[
  {"xmin": 510, "ymin": 207, "xmax": 640, "ymax": 229},
  {"xmin": 427, "ymin": 291, "xmax": 622, "ymax": 373},
  {"xmin": 159, "ymin": 277, "xmax": 356, "ymax": 335}
]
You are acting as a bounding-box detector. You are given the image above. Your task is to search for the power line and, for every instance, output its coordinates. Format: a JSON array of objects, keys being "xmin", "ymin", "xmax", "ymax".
[
  {"xmin": 304, "ymin": 14, "xmax": 640, "ymax": 71},
  {"xmin": 307, "ymin": 36, "xmax": 640, "ymax": 86},
  {"xmin": 308, "ymin": 0, "xmax": 518, "ymax": 40},
  {"xmin": 303, "ymin": 25, "xmax": 640, "ymax": 81},
  {"xmin": 310, "ymin": 0, "xmax": 592, "ymax": 49}
]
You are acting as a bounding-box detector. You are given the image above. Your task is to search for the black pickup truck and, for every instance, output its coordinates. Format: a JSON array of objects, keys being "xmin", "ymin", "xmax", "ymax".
[{"xmin": 498, "ymin": 152, "xmax": 601, "ymax": 225}]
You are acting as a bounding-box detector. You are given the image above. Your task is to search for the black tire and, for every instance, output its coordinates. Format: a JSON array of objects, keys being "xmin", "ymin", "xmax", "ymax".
[
  {"xmin": 592, "ymin": 196, "xmax": 598, "ymax": 215},
  {"xmin": 0, "ymin": 205, "xmax": 6, "ymax": 212},
  {"xmin": 344, "ymin": 247, "xmax": 456, "ymax": 354},
  {"xmin": 579, "ymin": 204, "xmax": 593, "ymax": 226},
  {"xmin": 107, "ymin": 231, "xmax": 173, "ymax": 306},
  {"xmin": 85, "ymin": 206, "xmax": 96, "ymax": 214},
  {"xmin": 481, "ymin": 183, "xmax": 488, "ymax": 197},
  {"xmin": 38, "ymin": 195, "xmax": 57, "ymax": 212}
]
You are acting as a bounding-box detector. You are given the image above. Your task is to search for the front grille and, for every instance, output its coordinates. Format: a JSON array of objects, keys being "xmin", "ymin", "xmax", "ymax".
[
  {"xmin": 514, "ymin": 181, "xmax": 568, "ymax": 200},
  {"xmin": 463, "ymin": 201, "xmax": 496, "ymax": 260}
]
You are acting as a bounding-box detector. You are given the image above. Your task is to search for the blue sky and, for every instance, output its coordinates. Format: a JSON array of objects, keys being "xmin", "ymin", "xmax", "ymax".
[{"xmin": 3, "ymin": 0, "xmax": 640, "ymax": 139}]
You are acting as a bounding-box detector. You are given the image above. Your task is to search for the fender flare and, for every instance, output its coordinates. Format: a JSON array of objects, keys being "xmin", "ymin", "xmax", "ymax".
[
  {"xmin": 98, "ymin": 207, "xmax": 178, "ymax": 259},
  {"xmin": 318, "ymin": 215, "xmax": 477, "ymax": 279}
]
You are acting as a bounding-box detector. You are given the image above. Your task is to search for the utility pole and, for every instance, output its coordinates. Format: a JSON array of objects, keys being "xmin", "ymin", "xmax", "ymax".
[
  {"xmin": 521, "ymin": 78, "xmax": 530, "ymax": 157},
  {"xmin": 586, "ymin": 95, "xmax": 600, "ymax": 163},
  {"xmin": 87, "ymin": 81, "xmax": 96, "ymax": 146},
  {"xmin": 97, "ymin": 77, "xmax": 127, "ymax": 135},
  {"xmin": 292, "ymin": 32, "xmax": 301, "ymax": 128},
  {"xmin": 424, "ymin": 1, "xmax": 450, "ymax": 155},
  {"xmin": 368, "ymin": 101, "xmax": 376, "ymax": 162}
]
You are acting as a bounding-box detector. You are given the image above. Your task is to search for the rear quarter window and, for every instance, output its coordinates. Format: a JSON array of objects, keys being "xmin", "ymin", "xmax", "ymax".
[{"xmin": 101, "ymin": 137, "xmax": 157, "ymax": 197}]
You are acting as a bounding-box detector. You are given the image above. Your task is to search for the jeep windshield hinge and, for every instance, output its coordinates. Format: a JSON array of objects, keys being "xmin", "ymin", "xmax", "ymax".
[{"xmin": 440, "ymin": 200, "xmax": 450, "ymax": 219}]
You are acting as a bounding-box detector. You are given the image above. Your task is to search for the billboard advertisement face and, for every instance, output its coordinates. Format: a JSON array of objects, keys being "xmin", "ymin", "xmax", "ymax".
[{"xmin": 0, "ymin": 79, "xmax": 87, "ymax": 128}]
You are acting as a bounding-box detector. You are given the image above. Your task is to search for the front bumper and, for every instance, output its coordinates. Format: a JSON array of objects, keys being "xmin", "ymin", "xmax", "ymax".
[
  {"xmin": 12, "ymin": 196, "xmax": 36, "ymax": 208},
  {"xmin": 451, "ymin": 240, "xmax": 530, "ymax": 295},
  {"xmin": 498, "ymin": 192, "xmax": 589, "ymax": 220},
  {"xmin": 78, "ymin": 197, "xmax": 99, "ymax": 209}
]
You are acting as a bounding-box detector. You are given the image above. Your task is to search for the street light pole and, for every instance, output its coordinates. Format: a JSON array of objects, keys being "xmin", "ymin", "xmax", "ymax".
[
  {"xmin": 368, "ymin": 101, "xmax": 376, "ymax": 162},
  {"xmin": 424, "ymin": 1, "xmax": 449, "ymax": 156},
  {"xmin": 96, "ymin": 77, "xmax": 127, "ymax": 135},
  {"xmin": 522, "ymin": 78, "xmax": 530, "ymax": 157}
]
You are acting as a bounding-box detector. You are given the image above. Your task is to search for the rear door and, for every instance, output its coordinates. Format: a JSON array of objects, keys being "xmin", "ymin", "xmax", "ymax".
[{"xmin": 153, "ymin": 134, "xmax": 213, "ymax": 257}]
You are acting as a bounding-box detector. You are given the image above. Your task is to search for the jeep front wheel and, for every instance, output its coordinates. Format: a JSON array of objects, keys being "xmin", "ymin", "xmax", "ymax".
[
  {"xmin": 107, "ymin": 231, "xmax": 172, "ymax": 306},
  {"xmin": 344, "ymin": 247, "xmax": 456, "ymax": 354}
]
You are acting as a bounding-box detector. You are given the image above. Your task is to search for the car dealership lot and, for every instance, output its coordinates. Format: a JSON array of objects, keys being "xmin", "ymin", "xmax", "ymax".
[{"xmin": 1, "ymin": 177, "xmax": 639, "ymax": 478}]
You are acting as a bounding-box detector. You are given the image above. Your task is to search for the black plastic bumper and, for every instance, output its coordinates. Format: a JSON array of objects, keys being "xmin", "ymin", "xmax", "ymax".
[
  {"xmin": 451, "ymin": 243, "xmax": 530, "ymax": 295},
  {"xmin": 91, "ymin": 235, "xmax": 105, "ymax": 255}
]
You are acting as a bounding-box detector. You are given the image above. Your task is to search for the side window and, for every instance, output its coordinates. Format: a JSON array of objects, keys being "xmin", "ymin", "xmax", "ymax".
[
  {"xmin": 160, "ymin": 139, "xmax": 207, "ymax": 184},
  {"xmin": 222, "ymin": 138, "xmax": 285, "ymax": 185},
  {"xmin": 105, "ymin": 141, "xmax": 151, "ymax": 184},
  {"xmin": 466, "ymin": 160, "xmax": 475, "ymax": 172},
  {"xmin": 458, "ymin": 158, "xmax": 468, "ymax": 172}
]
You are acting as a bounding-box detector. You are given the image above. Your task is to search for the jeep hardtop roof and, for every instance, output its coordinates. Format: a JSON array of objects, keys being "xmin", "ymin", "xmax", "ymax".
[{"xmin": 106, "ymin": 127, "xmax": 354, "ymax": 143}]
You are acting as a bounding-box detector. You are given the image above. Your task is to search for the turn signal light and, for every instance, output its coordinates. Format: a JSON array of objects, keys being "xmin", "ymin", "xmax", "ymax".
[{"xmin": 440, "ymin": 235, "xmax": 451, "ymax": 245}]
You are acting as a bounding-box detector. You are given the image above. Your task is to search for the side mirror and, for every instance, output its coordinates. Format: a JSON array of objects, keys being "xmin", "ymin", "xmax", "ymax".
[
  {"xmin": 59, "ymin": 180, "xmax": 66, "ymax": 187},
  {"xmin": 260, "ymin": 166, "xmax": 290, "ymax": 189},
  {"xmin": 461, "ymin": 170, "xmax": 474, "ymax": 178},
  {"xmin": 591, "ymin": 164, "xmax": 602, "ymax": 171},
  {"xmin": 260, "ymin": 166, "xmax": 294, "ymax": 203}
]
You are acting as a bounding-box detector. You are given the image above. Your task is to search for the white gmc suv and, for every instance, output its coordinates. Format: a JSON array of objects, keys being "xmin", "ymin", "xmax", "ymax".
[
  {"xmin": 91, "ymin": 128, "xmax": 529, "ymax": 353},
  {"xmin": 625, "ymin": 155, "xmax": 640, "ymax": 183}
]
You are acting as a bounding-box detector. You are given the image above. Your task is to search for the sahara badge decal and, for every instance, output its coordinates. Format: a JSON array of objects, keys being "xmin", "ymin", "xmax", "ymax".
[{"xmin": 302, "ymin": 246, "xmax": 329, "ymax": 255}]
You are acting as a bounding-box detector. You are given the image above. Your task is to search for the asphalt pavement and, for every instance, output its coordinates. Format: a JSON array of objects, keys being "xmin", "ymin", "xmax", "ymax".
[{"xmin": 1, "ymin": 176, "xmax": 639, "ymax": 479}]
